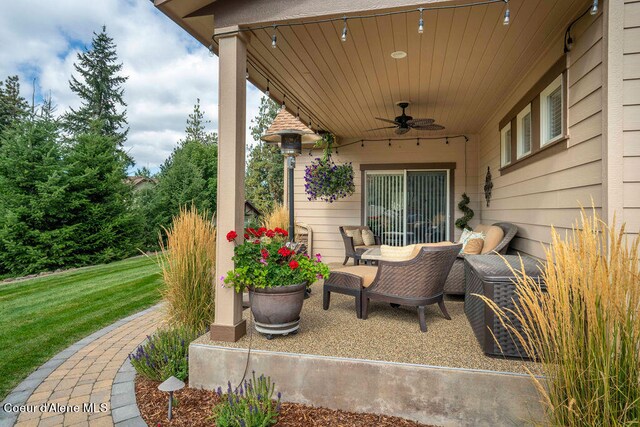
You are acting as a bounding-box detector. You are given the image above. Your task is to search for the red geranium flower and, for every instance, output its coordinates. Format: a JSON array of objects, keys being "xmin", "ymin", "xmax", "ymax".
[
  {"xmin": 226, "ymin": 231, "xmax": 238, "ymax": 242},
  {"xmin": 289, "ymin": 260, "xmax": 299, "ymax": 270},
  {"xmin": 261, "ymin": 249, "xmax": 269, "ymax": 259},
  {"xmin": 247, "ymin": 228, "xmax": 258, "ymax": 237},
  {"xmin": 243, "ymin": 233, "xmax": 250, "ymax": 239},
  {"xmin": 265, "ymin": 230, "xmax": 275, "ymax": 238},
  {"xmin": 274, "ymin": 227, "xmax": 288, "ymax": 237},
  {"xmin": 277, "ymin": 247, "xmax": 292, "ymax": 257},
  {"xmin": 253, "ymin": 239, "xmax": 260, "ymax": 244},
  {"xmin": 257, "ymin": 227, "xmax": 267, "ymax": 236}
]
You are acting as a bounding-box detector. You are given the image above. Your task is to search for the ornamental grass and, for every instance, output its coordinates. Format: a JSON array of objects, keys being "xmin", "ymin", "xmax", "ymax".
[
  {"xmin": 483, "ymin": 209, "xmax": 640, "ymax": 426},
  {"xmin": 158, "ymin": 206, "xmax": 216, "ymax": 332},
  {"xmin": 261, "ymin": 204, "xmax": 289, "ymax": 231}
]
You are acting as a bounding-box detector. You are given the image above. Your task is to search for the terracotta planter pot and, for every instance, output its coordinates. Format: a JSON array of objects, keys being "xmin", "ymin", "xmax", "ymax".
[{"xmin": 248, "ymin": 283, "xmax": 307, "ymax": 339}]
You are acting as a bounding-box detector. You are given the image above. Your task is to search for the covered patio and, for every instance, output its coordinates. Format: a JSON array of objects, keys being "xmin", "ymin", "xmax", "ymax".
[{"xmin": 153, "ymin": 0, "xmax": 616, "ymax": 424}]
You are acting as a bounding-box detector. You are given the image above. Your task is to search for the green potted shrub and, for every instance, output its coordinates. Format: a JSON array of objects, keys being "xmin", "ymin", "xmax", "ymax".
[{"xmin": 223, "ymin": 227, "xmax": 329, "ymax": 339}]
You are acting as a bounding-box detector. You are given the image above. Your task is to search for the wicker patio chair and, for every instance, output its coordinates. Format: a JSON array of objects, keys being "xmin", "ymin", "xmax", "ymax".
[
  {"xmin": 339, "ymin": 226, "xmax": 381, "ymax": 266},
  {"xmin": 444, "ymin": 222, "xmax": 518, "ymax": 295},
  {"xmin": 362, "ymin": 244, "xmax": 462, "ymax": 332}
]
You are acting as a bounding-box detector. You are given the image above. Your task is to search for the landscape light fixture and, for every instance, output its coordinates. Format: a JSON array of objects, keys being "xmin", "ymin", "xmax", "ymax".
[
  {"xmin": 503, "ymin": 0, "xmax": 510, "ymax": 26},
  {"xmin": 261, "ymin": 129, "xmax": 322, "ymax": 240},
  {"xmin": 158, "ymin": 376, "xmax": 185, "ymax": 421}
]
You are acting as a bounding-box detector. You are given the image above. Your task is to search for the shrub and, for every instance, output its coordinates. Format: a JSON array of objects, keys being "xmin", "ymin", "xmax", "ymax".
[
  {"xmin": 484, "ymin": 209, "xmax": 640, "ymax": 426},
  {"xmin": 261, "ymin": 204, "xmax": 288, "ymax": 231},
  {"xmin": 213, "ymin": 372, "xmax": 281, "ymax": 427},
  {"xmin": 129, "ymin": 326, "xmax": 200, "ymax": 382},
  {"xmin": 158, "ymin": 206, "xmax": 216, "ymax": 331}
]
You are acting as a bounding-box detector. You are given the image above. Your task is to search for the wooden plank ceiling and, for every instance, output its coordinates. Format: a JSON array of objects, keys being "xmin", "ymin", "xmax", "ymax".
[{"xmin": 166, "ymin": 0, "xmax": 588, "ymax": 139}]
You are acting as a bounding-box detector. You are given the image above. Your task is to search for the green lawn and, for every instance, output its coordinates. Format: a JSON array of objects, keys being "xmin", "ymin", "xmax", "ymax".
[{"xmin": 0, "ymin": 255, "xmax": 163, "ymax": 400}]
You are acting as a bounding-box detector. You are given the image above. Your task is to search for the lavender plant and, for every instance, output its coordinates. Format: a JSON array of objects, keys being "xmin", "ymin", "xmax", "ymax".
[
  {"xmin": 129, "ymin": 326, "xmax": 199, "ymax": 381},
  {"xmin": 303, "ymin": 134, "xmax": 355, "ymax": 203},
  {"xmin": 213, "ymin": 372, "xmax": 281, "ymax": 427}
]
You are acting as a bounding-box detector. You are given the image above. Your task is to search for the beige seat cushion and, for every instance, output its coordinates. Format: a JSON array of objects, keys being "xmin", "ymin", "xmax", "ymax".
[
  {"xmin": 410, "ymin": 242, "xmax": 456, "ymax": 258},
  {"xmin": 355, "ymin": 244, "xmax": 380, "ymax": 250},
  {"xmin": 345, "ymin": 229, "xmax": 364, "ymax": 246},
  {"xmin": 333, "ymin": 265, "xmax": 378, "ymax": 287},
  {"xmin": 380, "ymin": 244, "xmax": 416, "ymax": 261},
  {"xmin": 474, "ymin": 224, "xmax": 504, "ymax": 254},
  {"xmin": 361, "ymin": 229, "xmax": 376, "ymax": 246}
]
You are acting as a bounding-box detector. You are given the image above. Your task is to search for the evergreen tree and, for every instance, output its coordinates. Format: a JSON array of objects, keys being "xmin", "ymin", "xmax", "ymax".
[
  {"xmin": 0, "ymin": 114, "xmax": 70, "ymax": 275},
  {"xmin": 245, "ymin": 96, "xmax": 282, "ymax": 213},
  {"xmin": 62, "ymin": 121, "xmax": 143, "ymax": 264},
  {"xmin": 134, "ymin": 166, "xmax": 152, "ymax": 178},
  {"xmin": 0, "ymin": 75, "xmax": 29, "ymax": 135},
  {"xmin": 64, "ymin": 26, "xmax": 128, "ymax": 150},
  {"xmin": 140, "ymin": 100, "xmax": 218, "ymax": 247}
]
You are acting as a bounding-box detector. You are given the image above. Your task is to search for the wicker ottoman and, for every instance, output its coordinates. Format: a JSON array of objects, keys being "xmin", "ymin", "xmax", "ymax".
[
  {"xmin": 464, "ymin": 255, "xmax": 545, "ymax": 359},
  {"xmin": 323, "ymin": 266, "xmax": 377, "ymax": 319}
]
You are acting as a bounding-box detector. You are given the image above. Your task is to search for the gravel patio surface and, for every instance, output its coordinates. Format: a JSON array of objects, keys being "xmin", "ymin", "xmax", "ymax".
[{"xmin": 198, "ymin": 281, "xmax": 541, "ymax": 375}]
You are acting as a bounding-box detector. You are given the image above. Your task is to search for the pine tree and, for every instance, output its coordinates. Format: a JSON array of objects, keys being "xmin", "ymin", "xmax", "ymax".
[
  {"xmin": 140, "ymin": 100, "xmax": 218, "ymax": 247},
  {"xmin": 245, "ymin": 96, "xmax": 282, "ymax": 213},
  {"xmin": 63, "ymin": 122, "xmax": 143, "ymax": 264},
  {"xmin": 0, "ymin": 114, "xmax": 70, "ymax": 275},
  {"xmin": 0, "ymin": 75, "xmax": 29, "ymax": 135},
  {"xmin": 64, "ymin": 26, "xmax": 128, "ymax": 149}
]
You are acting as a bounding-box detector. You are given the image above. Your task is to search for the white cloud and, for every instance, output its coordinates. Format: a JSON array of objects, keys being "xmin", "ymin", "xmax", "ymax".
[{"xmin": 0, "ymin": 0, "xmax": 264, "ymax": 172}]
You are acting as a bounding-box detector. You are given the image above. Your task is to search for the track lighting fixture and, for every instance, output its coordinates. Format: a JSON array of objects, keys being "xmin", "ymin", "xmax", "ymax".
[{"xmin": 503, "ymin": 0, "xmax": 510, "ymax": 26}]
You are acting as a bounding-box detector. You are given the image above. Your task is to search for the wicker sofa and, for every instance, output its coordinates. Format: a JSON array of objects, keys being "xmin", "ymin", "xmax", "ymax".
[
  {"xmin": 339, "ymin": 226, "xmax": 381, "ymax": 266},
  {"xmin": 444, "ymin": 222, "xmax": 518, "ymax": 295}
]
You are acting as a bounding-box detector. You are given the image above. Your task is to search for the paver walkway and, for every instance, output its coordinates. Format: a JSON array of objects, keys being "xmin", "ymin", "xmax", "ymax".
[{"xmin": 6, "ymin": 306, "xmax": 163, "ymax": 427}]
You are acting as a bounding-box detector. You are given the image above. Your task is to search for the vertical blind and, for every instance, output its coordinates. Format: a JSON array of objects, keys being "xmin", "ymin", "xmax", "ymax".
[
  {"xmin": 548, "ymin": 86, "xmax": 562, "ymax": 140},
  {"xmin": 366, "ymin": 170, "xmax": 448, "ymax": 246}
]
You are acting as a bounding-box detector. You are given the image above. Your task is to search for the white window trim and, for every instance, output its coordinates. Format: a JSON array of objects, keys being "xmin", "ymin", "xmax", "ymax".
[
  {"xmin": 500, "ymin": 123, "xmax": 511, "ymax": 167},
  {"xmin": 540, "ymin": 74, "xmax": 564, "ymax": 147},
  {"xmin": 516, "ymin": 104, "xmax": 532, "ymax": 159}
]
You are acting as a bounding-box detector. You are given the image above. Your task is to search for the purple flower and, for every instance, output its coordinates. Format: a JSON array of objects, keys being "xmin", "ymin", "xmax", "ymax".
[
  {"xmin": 315, "ymin": 253, "xmax": 322, "ymax": 262},
  {"xmin": 219, "ymin": 275, "xmax": 225, "ymax": 282}
]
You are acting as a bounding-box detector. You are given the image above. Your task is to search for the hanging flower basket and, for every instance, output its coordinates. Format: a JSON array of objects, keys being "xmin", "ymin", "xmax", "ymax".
[{"xmin": 303, "ymin": 134, "xmax": 355, "ymax": 203}]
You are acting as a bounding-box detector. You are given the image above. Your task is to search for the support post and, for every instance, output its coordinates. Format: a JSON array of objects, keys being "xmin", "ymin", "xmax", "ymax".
[
  {"xmin": 287, "ymin": 156, "xmax": 295, "ymax": 241},
  {"xmin": 211, "ymin": 30, "xmax": 248, "ymax": 342}
]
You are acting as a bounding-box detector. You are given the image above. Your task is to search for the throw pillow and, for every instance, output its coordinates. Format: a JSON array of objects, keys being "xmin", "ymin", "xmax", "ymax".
[
  {"xmin": 463, "ymin": 238, "xmax": 484, "ymax": 255},
  {"xmin": 459, "ymin": 230, "xmax": 485, "ymax": 254},
  {"xmin": 345, "ymin": 228, "xmax": 364, "ymax": 246},
  {"xmin": 380, "ymin": 244, "xmax": 416, "ymax": 261},
  {"xmin": 361, "ymin": 229, "xmax": 376, "ymax": 246}
]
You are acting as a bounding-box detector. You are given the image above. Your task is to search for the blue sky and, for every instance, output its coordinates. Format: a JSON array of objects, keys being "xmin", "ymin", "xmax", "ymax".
[{"xmin": 0, "ymin": 0, "xmax": 263, "ymax": 173}]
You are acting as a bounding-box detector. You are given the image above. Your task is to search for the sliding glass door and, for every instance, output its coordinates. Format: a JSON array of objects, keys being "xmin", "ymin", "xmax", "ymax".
[{"xmin": 365, "ymin": 170, "xmax": 449, "ymax": 246}]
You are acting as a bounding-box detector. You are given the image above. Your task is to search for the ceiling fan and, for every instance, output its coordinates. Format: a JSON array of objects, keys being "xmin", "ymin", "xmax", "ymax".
[{"xmin": 367, "ymin": 102, "xmax": 445, "ymax": 135}]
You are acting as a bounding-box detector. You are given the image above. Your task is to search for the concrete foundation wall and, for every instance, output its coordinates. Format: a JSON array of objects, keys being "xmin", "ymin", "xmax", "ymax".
[{"xmin": 189, "ymin": 343, "xmax": 544, "ymax": 427}]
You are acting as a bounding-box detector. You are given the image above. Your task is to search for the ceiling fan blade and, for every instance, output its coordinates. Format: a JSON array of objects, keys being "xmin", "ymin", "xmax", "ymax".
[
  {"xmin": 412, "ymin": 124, "xmax": 446, "ymax": 131},
  {"xmin": 407, "ymin": 118, "xmax": 435, "ymax": 126},
  {"xmin": 395, "ymin": 127, "xmax": 410, "ymax": 135},
  {"xmin": 375, "ymin": 117, "xmax": 400, "ymax": 125},
  {"xmin": 365, "ymin": 126, "xmax": 397, "ymax": 132}
]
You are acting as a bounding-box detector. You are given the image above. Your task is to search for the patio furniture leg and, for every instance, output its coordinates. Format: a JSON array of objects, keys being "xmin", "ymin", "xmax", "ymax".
[
  {"xmin": 361, "ymin": 296, "xmax": 369, "ymax": 320},
  {"xmin": 323, "ymin": 287, "xmax": 331, "ymax": 310},
  {"xmin": 355, "ymin": 290, "xmax": 362, "ymax": 319},
  {"xmin": 343, "ymin": 256, "xmax": 349, "ymax": 265},
  {"xmin": 438, "ymin": 299, "xmax": 451, "ymax": 320},
  {"xmin": 418, "ymin": 306, "xmax": 427, "ymax": 332}
]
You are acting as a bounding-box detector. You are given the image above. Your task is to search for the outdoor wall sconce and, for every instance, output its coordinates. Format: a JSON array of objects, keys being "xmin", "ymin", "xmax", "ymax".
[
  {"xmin": 158, "ymin": 376, "xmax": 185, "ymax": 421},
  {"xmin": 261, "ymin": 129, "xmax": 321, "ymax": 239}
]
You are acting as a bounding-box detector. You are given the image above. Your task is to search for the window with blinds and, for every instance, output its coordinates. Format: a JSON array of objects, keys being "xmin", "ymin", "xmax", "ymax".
[
  {"xmin": 500, "ymin": 123, "xmax": 511, "ymax": 166},
  {"xmin": 517, "ymin": 104, "xmax": 532, "ymax": 158},
  {"xmin": 541, "ymin": 74, "xmax": 563, "ymax": 146}
]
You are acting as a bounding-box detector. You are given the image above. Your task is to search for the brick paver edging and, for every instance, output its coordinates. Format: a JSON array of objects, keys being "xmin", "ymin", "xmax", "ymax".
[
  {"xmin": 0, "ymin": 305, "xmax": 160, "ymax": 427},
  {"xmin": 109, "ymin": 359, "xmax": 145, "ymax": 426}
]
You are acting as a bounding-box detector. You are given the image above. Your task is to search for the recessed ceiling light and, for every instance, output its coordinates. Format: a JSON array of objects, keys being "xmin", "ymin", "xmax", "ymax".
[{"xmin": 391, "ymin": 50, "xmax": 407, "ymax": 59}]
